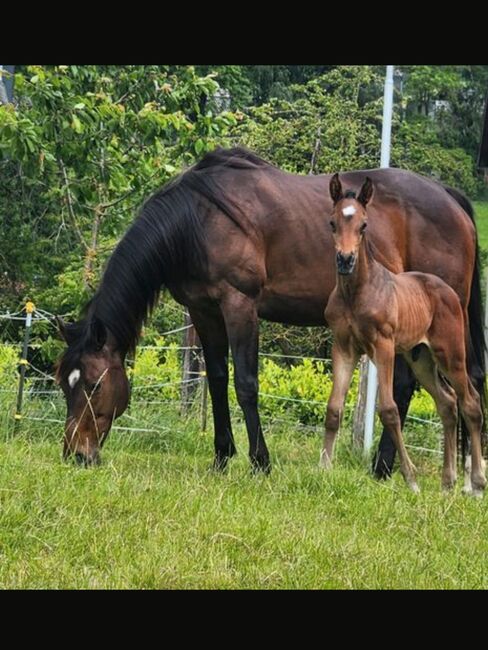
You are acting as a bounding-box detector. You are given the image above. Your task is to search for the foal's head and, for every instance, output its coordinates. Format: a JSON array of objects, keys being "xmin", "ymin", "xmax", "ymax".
[
  {"xmin": 56, "ymin": 317, "xmax": 130, "ymax": 466},
  {"xmin": 329, "ymin": 174, "xmax": 374, "ymax": 275}
]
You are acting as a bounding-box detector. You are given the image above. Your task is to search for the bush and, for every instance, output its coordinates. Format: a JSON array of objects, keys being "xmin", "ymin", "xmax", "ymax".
[{"xmin": 130, "ymin": 337, "xmax": 183, "ymax": 402}]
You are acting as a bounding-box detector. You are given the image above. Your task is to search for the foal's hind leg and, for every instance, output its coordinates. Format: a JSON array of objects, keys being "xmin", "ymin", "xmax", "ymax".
[
  {"xmin": 404, "ymin": 345, "xmax": 458, "ymax": 491},
  {"xmin": 321, "ymin": 343, "xmax": 359, "ymax": 469},
  {"xmin": 430, "ymin": 335, "xmax": 486, "ymax": 497},
  {"xmin": 375, "ymin": 338, "xmax": 419, "ymax": 492},
  {"xmin": 190, "ymin": 307, "xmax": 237, "ymax": 471}
]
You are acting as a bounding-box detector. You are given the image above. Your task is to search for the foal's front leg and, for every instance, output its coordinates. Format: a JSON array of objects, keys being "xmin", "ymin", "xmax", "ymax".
[
  {"xmin": 375, "ymin": 338, "xmax": 419, "ymax": 492},
  {"xmin": 321, "ymin": 343, "xmax": 359, "ymax": 469}
]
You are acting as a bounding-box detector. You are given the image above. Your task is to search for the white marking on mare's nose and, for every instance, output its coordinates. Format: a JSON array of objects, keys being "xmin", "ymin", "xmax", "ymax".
[
  {"xmin": 342, "ymin": 206, "xmax": 356, "ymax": 217},
  {"xmin": 68, "ymin": 368, "xmax": 81, "ymax": 388}
]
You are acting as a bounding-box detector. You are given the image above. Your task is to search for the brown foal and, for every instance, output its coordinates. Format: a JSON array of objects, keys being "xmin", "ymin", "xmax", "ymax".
[{"xmin": 322, "ymin": 174, "xmax": 486, "ymax": 496}]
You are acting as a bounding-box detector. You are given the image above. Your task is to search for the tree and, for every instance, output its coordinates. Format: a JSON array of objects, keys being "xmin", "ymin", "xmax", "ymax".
[{"xmin": 0, "ymin": 65, "xmax": 237, "ymax": 315}]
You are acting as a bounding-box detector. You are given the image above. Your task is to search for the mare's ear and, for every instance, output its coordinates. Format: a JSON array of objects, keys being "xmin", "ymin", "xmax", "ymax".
[
  {"xmin": 56, "ymin": 317, "xmax": 78, "ymax": 346},
  {"xmin": 87, "ymin": 317, "xmax": 107, "ymax": 351}
]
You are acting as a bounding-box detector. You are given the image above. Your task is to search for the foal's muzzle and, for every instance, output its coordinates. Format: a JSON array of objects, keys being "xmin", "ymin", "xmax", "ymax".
[{"xmin": 336, "ymin": 252, "xmax": 356, "ymax": 275}]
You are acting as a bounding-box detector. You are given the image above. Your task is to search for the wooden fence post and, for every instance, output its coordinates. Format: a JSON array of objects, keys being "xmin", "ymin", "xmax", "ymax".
[{"xmin": 181, "ymin": 310, "xmax": 203, "ymax": 413}]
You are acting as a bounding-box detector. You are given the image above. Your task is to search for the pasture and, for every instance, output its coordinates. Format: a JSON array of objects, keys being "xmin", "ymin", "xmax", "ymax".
[{"xmin": 2, "ymin": 291, "xmax": 488, "ymax": 590}]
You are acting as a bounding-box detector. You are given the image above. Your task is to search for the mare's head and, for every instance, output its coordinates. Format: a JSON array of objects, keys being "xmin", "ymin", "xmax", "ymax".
[
  {"xmin": 329, "ymin": 174, "xmax": 374, "ymax": 275},
  {"xmin": 56, "ymin": 317, "xmax": 130, "ymax": 466}
]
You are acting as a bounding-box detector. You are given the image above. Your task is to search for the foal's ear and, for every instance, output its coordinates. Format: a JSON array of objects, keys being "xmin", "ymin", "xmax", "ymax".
[
  {"xmin": 358, "ymin": 177, "xmax": 374, "ymax": 206},
  {"xmin": 87, "ymin": 317, "xmax": 107, "ymax": 351},
  {"xmin": 329, "ymin": 173, "xmax": 344, "ymax": 204}
]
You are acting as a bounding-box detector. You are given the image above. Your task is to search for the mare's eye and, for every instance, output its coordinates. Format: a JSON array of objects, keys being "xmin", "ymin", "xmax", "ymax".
[
  {"xmin": 360, "ymin": 222, "xmax": 367, "ymax": 234},
  {"xmin": 330, "ymin": 221, "xmax": 336, "ymax": 233},
  {"xmin": 87, "ymin": 382, "xmax": 101, "ymax": 394}
]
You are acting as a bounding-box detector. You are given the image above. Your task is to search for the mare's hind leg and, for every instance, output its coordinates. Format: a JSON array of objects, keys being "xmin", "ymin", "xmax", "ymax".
[
  {"xmin": 429, "ymin": 328, "xmax": 486, "ymax": 497},
  {"xmin": 321, "ymin": 343, "xmax": 359, "ymax": 469},
  {"xmin": 375, "ymin": 338, "xmax": 419, "ymax": 492},
  {"xmin": 220, "ymin": 290, "xmax": 270, "ymax": 473},
  {"xmin": 404, "ymin": 345, "xmax": 458, "ymax": 491},
  {"xmin": 373, "ymin": 355, "xmax": 416, "ymax": 479},
  {"xmin": 190, "ymin": 306, "xmax": 236, "ymax": 471}
]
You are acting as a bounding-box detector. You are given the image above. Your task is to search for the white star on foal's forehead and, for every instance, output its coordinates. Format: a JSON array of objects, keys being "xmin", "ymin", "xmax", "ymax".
[
  {"xmin": 342, "ymin": 205, "xmax": 356, "ymax": 217},
  {"xmin": 68, "ymin": 368, "xmax": 81, "ymax": 388}
]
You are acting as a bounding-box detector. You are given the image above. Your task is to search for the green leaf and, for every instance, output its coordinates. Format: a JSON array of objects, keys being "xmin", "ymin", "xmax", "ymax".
[
  {"xmin": 71, "ymin": 115, "xmax": 83, "ymax": 133},
  {"xmin": 195, "ymin": 139, "xmax": 205, "ymax": 155}
]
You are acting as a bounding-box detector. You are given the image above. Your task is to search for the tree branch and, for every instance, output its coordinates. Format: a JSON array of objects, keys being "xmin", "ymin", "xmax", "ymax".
[{"xmin": 58, "ymin": 158, "xmax": 89, "ymax": 251}]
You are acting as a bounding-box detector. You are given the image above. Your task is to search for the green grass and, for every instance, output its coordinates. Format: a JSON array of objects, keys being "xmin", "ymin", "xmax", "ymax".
[
  {"xmin": 1, "ymin": 400, "xmax": 488, "ymax": 589},
  {"xmin": 474, "ymin": 200, "xmax": 488, "ymax": 252}
]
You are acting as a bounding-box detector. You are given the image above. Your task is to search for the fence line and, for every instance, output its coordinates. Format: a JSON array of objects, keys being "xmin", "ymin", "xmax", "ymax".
[
  {"xmin": 260, "ymin": 392, "xmax": 327, "ymax": 406},
  {"xmin": 1, "ymin": 304, "xmax": 443, "ymax": 455}
]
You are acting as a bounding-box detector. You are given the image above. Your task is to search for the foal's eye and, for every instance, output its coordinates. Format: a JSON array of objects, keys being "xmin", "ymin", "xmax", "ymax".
[
  {"xmin": 360, "ymin": 222, "xmax": 367, "ymax": 234},
  {"xmin": 87, "ymin": 382, "xmax": 101, "ymax": 394},
  {"xmin": 330, "ymin": 221, "xmax": 336, "ymax": 233}
]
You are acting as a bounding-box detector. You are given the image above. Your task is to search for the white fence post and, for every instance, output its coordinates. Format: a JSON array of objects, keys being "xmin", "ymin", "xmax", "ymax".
[{"xmin": 363, "ymin": 65, "xmax": 395, "ymax": 455}]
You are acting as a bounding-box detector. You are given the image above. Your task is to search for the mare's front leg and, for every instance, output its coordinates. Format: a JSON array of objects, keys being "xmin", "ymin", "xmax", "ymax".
[
  {"xmin": 375, "ymin": 338, "xmax": 419, "ymax": 493},
  {"xmin": 220, "ymin": 290, "xmax": 270, "ymax": 473},
  {"xmin": 321, "ymin": 343, "xmax": 359, "ymax": 469},
  {"xmin": 190, "ymin": 306, "xmax": 236, "ymax": 471}
]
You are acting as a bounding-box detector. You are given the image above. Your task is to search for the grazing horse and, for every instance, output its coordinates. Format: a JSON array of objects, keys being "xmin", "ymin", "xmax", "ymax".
[
  {"xmin": 322, "ymin": 174, "xmax": 486, "ymax": 495},
  {"xmin": 55, "ymin": 148, "xmax": 485, "ymax": 474}
]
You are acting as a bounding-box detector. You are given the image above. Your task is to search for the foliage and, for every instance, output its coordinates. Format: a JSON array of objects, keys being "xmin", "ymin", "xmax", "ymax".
[
  {"xmin": 130, "ymin": 337, "xmax": 182, "ymax": 401},
  {"xmin": 402, "ymin": 65, "xmax": 488, "ymax": 161},
  {"xmin": 233, "ymin": 66, "xmax": 384, "ymax": 174},
  {"xmin": 0, "ymin": 65, "xmax": 237, "ymax": 315},
  {"xmin": 391, "ymin": 119, "xmax": 477, "ymax": 194},
  {"xmin": 258, "ymin": 358, "xmax": 334, "ymax": 424},
  {"xmin": 0, "ymin": 343, "xmax": 17, "ymax": 385},
  {"xmin": 232, "ymin": 66, "xmax": 482, "ymax": 192}
]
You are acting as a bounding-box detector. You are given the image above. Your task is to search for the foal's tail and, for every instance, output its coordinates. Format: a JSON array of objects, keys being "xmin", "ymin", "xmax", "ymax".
[{"xmin": 443, "ymin": 185, "xmax": 487, "ymax": 459}]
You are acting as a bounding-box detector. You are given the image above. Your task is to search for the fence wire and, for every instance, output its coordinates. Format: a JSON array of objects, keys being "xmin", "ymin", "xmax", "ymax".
[{"xmin": 0, "ymin": 306, "xmax": 442, "ymax": 454}]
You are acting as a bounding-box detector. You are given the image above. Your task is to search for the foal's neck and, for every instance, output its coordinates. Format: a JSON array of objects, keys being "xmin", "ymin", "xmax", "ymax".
[{"xmin": 337, "ymin": 237, "xmax": 379, "ymax": 303}]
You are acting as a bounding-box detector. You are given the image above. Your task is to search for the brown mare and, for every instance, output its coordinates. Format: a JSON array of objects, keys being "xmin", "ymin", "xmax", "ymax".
[
  {"xmin": 56, "ymin": 148, "xmax": 485, "ymax": 476},
  {"xmin": 322, "ymin": 175, "xmax": 486, "ymax": 495}
]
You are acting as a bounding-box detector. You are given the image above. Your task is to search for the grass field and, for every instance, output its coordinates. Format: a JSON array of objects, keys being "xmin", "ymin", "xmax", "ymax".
[{"xmin": 1, "ymin": 399, "xmax": 488, "ymax": 590}]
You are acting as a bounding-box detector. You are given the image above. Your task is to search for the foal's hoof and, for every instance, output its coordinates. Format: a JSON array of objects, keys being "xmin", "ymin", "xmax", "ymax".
[{"xmin": 319, "ymin": 451, "xmax": 332, "ymax": 470}]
